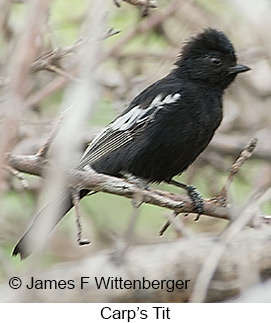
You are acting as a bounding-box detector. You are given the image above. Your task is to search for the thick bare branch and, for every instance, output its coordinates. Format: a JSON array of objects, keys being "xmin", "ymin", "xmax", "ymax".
[{"xmin": 6, "ymin": 153, "xmax": 237, "ymax": 222}]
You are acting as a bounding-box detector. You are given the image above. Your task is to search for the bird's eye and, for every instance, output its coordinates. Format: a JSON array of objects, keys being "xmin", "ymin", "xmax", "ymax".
[{"xmin": 209, "ymin": 57, "xmax": 222, "ymax": 66}]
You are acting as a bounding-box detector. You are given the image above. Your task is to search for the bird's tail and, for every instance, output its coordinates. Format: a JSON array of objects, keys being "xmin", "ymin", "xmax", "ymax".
[{"xmin": 12, "ymin": 190, "xmax": 74, "ymax": 259}]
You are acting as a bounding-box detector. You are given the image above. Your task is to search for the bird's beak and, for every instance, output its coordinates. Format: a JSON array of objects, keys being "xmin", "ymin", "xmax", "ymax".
[{"xmin": 228, "ymin": 64, "xmax": 251, "ymax": 75}]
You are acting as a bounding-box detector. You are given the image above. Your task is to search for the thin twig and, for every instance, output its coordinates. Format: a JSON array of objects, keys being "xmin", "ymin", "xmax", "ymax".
[
  {"xmin": 23, "ymin": 2, "xmax": 178, "ymax": 109},
  {"xmin": 113, "ymin": 0, "xmax": 121, "ymax": 7},
  {"xmin": 25, "ymin": 76, "xmax": 68, "ymax": 108},
  {"xmin": 72, "ymin": 189, "xmax": 91, "ymax": 246},
  {"xmin": 215, "ymin": 137, "xmax": 258, "ymax": 204},
  {"xmin": 36, "ymin": 110, "xmax": 67, "ymax": 158},
  {"xmin": 159, "ymin": 211, "xmax": 178, "ymax": 236},
  {"xmin": 45, "ymin": 64, "xmax": 81, "ymax": 82},
  {"xmin": 30, "ymin": 38, "xmax": 86, "ymax": 74},
  {"xmin": 104, "ymin": 27, "xmax": 121, "ymax": 39},
  {"xmin": 30, "ymin": 29, "xmax": 120, "ymax": 77},
  {"xmin": 163, "ymin": 211, "xmax": 192, "ymax": 238}
]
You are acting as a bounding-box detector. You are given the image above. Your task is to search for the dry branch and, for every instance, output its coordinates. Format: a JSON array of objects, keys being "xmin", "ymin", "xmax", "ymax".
[
  {"xmin": 5, "ymin": 134, "xmax": 263, "ymax": 227},
  {"xmin": 7, "ymin": 153, "xmax": 231, "ymax": 222}
]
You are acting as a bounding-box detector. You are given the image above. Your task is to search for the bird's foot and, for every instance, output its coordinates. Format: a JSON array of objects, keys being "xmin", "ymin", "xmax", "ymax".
[
  {"xmin": 185, "ymin": 185, "xmax": 204, "ymax": 221},
  {"xmin": 169, "ymin": 180, "xmax": 204, "ymax": 221}
]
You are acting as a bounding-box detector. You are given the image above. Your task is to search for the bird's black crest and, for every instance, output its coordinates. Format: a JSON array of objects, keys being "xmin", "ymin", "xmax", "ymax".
[{"xmin": 176, "ymin": 28, "xmax": 236, "ymax": 65}]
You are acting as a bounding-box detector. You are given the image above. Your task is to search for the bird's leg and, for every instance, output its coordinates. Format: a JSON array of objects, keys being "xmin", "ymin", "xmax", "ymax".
[
  {"xmin": 71, "ymin": 189, "xmax": 91, "ymax": 246},
  {"xmin": 169, "ymin": 179, "xmax": 204, "ymax": 221},
  {"xmin": 159, "ymin": 180, "xmax": 204, "ymax": 236}
]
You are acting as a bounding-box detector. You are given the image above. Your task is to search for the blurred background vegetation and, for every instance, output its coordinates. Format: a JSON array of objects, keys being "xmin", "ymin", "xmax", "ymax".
[{"xmin": 0, "ymin": 0, "xmax": 270, "ymax": 278}]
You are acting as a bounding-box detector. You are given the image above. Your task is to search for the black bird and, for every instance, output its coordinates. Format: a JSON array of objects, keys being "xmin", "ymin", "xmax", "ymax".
[{"xmin": 13, "ymin": 28, "xmax": 250, "ymax": 259}]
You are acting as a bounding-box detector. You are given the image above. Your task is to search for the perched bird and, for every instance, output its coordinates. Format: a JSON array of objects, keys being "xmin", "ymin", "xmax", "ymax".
[{"xmin": 13, "ymin": 28, "xmax": 250, "ymax": 259}]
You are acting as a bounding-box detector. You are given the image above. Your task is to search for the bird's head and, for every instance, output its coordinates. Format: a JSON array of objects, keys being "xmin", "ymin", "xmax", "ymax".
[{"xmin": 175, "ymin": 28, "xmax": 250, "ymax": 89}]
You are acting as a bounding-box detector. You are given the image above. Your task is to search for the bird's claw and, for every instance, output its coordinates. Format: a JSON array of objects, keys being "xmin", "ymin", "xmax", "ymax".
[
  {"xmin": 185, "ymin": 185, "xmax": 204, "ymax": 221},
  {"xmin": 78, "ymin": 239, "xmax": 91, "ymax": 246}
]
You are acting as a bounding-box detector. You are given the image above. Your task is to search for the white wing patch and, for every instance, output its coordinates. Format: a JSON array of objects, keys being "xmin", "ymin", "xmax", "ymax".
[
  {"xmin": 163, "ymin": 93, "xmax": 181, "ymax": 104},
  {"xmin": 111, "ymin": 93, "xmax": 181, "ymax": 131},
  {"xmin": 79, "ymin": 92, "xmax": 181, "ymax": 168},
  {"xmin": 111, "ymin": 105, "xmax": 142, "ymax": 131}
]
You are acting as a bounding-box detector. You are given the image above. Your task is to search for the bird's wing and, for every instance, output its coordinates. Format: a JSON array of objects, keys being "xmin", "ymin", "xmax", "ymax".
[{"xmin": 78, "ymin": 92, "xmax": 181, "ymax": 169}]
